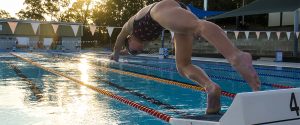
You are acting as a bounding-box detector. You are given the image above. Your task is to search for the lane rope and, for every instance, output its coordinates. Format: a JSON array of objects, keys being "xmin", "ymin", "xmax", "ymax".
[
  {"xmin": 10, "ymin": 53, "xmax": 172, "ymax": 122},
  {"xmin": 125, "ymin": 56, "xmax": 300, "ymax": 74},
  {"xmin": 30, "ymin": 52, "xmax": 237, "ymax": 99},
  {"xmin": 34, "ymin": 52, "xmax": 295, "ymax": 89},
  {"xmin": 118, "ymin": 61, "xmax": 295, "ymax": 89},
  {"xmin": 95, "ymin": 77, "xmax": 190, "ymax": 116},
  {"xmin": 123, "ymin": 62, "xmax": 300, "ymax": 89},
  {"xmin": 93, "ymin": 63, "xmax": 236, "ymax": 99}
]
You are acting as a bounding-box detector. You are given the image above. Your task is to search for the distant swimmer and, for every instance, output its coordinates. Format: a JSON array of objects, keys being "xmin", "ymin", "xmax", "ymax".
[{"xmin": 110, "ymin": 0, "xmax": 261, "ymax": 114}]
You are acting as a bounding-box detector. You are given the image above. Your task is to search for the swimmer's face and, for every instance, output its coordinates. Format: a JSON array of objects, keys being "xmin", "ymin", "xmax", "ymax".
[{"xmin": 125, "ymin": 35, "xmax": 144, "ymax": 55}]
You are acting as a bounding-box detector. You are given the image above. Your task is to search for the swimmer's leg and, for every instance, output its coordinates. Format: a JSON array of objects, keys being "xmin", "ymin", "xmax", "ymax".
[
  {"xmin": 195, "ymin": 21, "xmax": 261, "ymax": 91},
  {"xmin": 173, "ymin": 33, "xmax": 221, "ymax": 114},
  {"xmin": 152, "ymin": 0, "xmax": 260, "ymax": 91}
]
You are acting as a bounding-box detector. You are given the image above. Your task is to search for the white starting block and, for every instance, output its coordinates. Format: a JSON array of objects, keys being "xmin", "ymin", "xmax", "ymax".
[
  {"xmin": 170, "ymin": 88, "xmax": 300, "ymax": 125},
  {"xmin": 159, "ymin": 48, "xmax": 168, "ymax": 59}
]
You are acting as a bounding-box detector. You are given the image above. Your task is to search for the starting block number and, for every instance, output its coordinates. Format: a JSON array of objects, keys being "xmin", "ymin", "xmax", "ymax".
[
  {"xmin": 290, "ymin": 93, "xmax": 300, "ymax": 117},
  {"xmin": 220, "ymin": 88, "xmax": 300, "ymax": 125}
]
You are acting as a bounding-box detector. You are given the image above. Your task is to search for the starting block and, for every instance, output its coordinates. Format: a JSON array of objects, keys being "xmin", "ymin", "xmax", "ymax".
[
  {"xmin": 159, "ymin": 48, "xmax": 168, "ymax": 59},
  {"xmin": 170, "ymin": 88, "xmax": 300, "ymax": 125}
]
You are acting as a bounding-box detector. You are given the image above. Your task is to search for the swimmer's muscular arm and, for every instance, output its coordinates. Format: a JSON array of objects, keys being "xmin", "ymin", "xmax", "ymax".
[{"xmin": 113, "ymin": 16, "xmax": 135, "ymax": 54}]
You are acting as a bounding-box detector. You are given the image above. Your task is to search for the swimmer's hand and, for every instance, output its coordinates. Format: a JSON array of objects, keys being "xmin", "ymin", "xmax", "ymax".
[{"xmin": 110, "ymin": 52, "xmax": 119, "ymax": 62}]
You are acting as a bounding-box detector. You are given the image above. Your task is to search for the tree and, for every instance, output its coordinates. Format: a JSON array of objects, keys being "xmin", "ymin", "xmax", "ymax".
[
  {"xmin": 92, "ymin": 0, "xmax": 161, "ymax": 27},
  {"xmin": 17, "ymin": 0, "xmax": 70, "ymax": 21},
  {"xmin": 60, "ymin": 0, "xmax": 92, "ymax": 24},
  {"xmin": 44, "ymin": 0, "xmax": 70, "ymax": 21},
  {"xmin": 87, "ymin": 0, "xmax": 162, "ymax": 48},
  {"xmin": 0, "ymin": 10, "xmax": 11, "ymax": 18},
  {"xmin": 17, "ymin": 0, "xmax": 46, "ymax": 20},
  {"xmin": 83, "ymin": 0, "xmax": 264, "ymax": 47}
]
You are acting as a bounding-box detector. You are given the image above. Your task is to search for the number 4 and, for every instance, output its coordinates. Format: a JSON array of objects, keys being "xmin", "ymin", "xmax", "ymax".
[{"xmin": 290, "ymin": 93, "xmax": 299, "ymax": 116}]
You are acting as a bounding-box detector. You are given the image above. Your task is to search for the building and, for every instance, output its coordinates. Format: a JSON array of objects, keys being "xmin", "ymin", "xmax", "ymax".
[{"xmin": 0, "ymin": 19, "xmax": 83, "ymax": 52}]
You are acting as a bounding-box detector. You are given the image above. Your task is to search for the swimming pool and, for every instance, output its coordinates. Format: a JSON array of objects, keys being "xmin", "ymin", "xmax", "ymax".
[{"xmin": 0, "ymin": 52, "xmax": 299, "ymax": 125}]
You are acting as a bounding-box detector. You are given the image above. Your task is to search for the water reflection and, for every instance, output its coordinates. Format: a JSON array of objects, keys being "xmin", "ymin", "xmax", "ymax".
[
  {"xmin": 0, "ymin": 55, "xmax": 122, "ymax": 125},
  {"xmin": 79, "ymin": 57, "xmax": 90, "ymax": 84},
  {"xmin": 10, "ymin": 64, "xmax": 43, "ymax": 101}
]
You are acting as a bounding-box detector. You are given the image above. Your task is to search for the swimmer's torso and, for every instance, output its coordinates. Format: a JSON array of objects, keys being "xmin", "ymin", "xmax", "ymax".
[{"xmin": 132, "ymin": 1, "xmax": 187, "ymax": 42}]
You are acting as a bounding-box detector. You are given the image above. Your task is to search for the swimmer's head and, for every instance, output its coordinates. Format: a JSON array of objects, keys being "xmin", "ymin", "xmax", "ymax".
[{"xmin": 124, "ymin": 35, "xmax": 144, "ymax": 55}]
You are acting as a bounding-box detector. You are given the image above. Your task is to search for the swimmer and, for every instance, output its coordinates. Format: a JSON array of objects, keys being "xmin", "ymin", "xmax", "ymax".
[{"xmin": 110, "ymin": 0, "xmax": 261, "ymax": 114}]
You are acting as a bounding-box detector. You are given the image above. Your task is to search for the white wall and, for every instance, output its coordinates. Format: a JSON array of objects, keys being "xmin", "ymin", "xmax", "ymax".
[
  {"xmin": 0, "ymin": 36, "xmax": 16, "ymax": 50},
  {"xmin": 44, "ymin": 38, "xmax": 53, "ymax": 49},
  {"xmin": 29, "ymin": 37, "xmax": 39, "ymax": 48},
  {"xmin": 269, "ymin": 9, "xmax": 300, "ymax": 26},
  {"xmin": 268, "ymin": 13, "xmax": 281, "ymax": 26},
  {"xmin": 61, "ymin": 37, "xmax": 81, "ymax": 51},
  {"xmin": 16, "ymin": 37, "xmax": 29, "ymax": 47}
]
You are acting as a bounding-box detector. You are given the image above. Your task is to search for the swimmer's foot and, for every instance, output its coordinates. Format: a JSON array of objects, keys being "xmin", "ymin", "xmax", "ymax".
[
  {"xmin": 205, "ymin": 83, "xmax": 221, "ymax": 115},
  {"xmin": 230, "ymin": 52, "xmax": 261, "ymax": 91},
  {"xmin": 206, "ymin": 108, "xmax": 221, "ymax": 115}
]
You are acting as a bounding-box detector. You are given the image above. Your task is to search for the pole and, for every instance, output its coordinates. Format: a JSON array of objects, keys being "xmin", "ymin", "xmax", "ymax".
[
  {"xmin": 204, "ymin": 0, "xmax": 208, "ymax": 11},
  {"xmin": 242, "ymin": 0, "xmax": 245, "ymax": 24},
  {"xmin": 110, "ymin": 38, "xmax": 112, "ymax": 51},
  {"xmin": 161, "ymin": 30, "xmax": 165, "ymax": 48},
  {"xmin": 294, "ymin": 10, "xmax": 299, "ymax": 57},
  {"xmin": 204, "ymin": 0, "xmax": 208, "ymax": 19}
]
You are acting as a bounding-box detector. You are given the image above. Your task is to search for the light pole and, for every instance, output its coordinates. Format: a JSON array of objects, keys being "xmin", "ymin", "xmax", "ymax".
[
  {"xmin": 204, "ymin": 0, "xmax": 208, "ymax": 11},
  {"xmin": 293, "ymin": 10, "xmax": 299, "ymax": 57},
  {"xmin": 242, "ymin": 0, "xmax": 245, "ymax": 24}
]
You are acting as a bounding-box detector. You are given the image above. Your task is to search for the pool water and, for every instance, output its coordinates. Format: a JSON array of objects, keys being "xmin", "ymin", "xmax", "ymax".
[{"xmin": 0, "ymin": 52, "xmax": 299, "ymax": 125}]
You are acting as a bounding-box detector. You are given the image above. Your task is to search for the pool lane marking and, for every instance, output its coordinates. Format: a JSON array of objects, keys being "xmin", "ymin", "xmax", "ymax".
[
  {"xmin": 33, "ymin": 53, "xmax": 294, "ymax": 89},
  {"xmin": 93, "ymin": 64, "xmax": 236, "ymax": 99},
  {"xmin": 124, "ymin": 56, "xmax": 300, "ymax": 73},
  {"xmin": 29, "ymin": 53, "xmax": 191, "ymax": 117},
  {"xmin": 31, "ymin": 52, "xmax": 236, "ymax": 98},
  {"xmin": 9, "ymin": 64, "xmax": 43, "ymax": 100},
  {"xmin": 121, "ymin": 61, "xmax": 295, "ymax": 89},
  {"xmin": 10, "ymin": 53, "xmax": 172, "ymax": 122},
  {"xmin": 118, "ymin": 61, "xmax": 295, "ymax": 89},
  {"xmin": 126, "ymin": 61, "xmax": 300, "ymax": 81},
  {"xmin": 30, "ymin": 53, "xmax": 206, "ymax": 91},
  {"xmin": 96, "ymin": 77, "xmax": 190, "ymax": 116}
]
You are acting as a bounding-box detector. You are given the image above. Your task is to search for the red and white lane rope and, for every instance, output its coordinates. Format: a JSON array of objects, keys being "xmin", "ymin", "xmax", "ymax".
[{"xmin": 10, "ymin": 53, "xmax": 172, "ymax": 122}]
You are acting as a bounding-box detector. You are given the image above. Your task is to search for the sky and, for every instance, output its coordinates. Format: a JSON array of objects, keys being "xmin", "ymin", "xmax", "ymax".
[
  {"xmin": 0, "ymin": 0, "xmax": 79, "ymax": 18},
  {"xmin": 0, "ymin": 0, "xmax": 25, "ymax": 17}
]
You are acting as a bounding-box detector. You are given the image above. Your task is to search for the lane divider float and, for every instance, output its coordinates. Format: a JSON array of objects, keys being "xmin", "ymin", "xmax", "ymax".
[
  {"xmin": 10, "ymin": 53, "xmax": 172, "ymax": 122},
  {"xmin": 32, "ymin": 53, "xmax": 237, "ymax": 98},
  {"xmin": 33, "ymin": 53, "xmax": 295, "ymax": 89},
  {"xmin": 94, "ymin": 64, "xmax": 236, "ymax": 99},
  {"xmin": 118, "ymin": 61, "xmax": 295, "ymax": 89}
]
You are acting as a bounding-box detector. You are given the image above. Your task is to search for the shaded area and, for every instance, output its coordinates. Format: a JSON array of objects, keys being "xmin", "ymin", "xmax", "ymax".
[
  {"xmin": 208, "ymin": 0, "xmax": 300, "ymax": 19},
  {"xmin": 181, "ymin": 113, "xmax": 223, "ymax": 122},
  {"xmin": 187, "ymin": 4, "xmax": 224, "ymax": 19},
  {"xmin": 96, "ymin": 76, "xmax": 190, "ymax": 117},
  {"xmin": 9, "ymin": 64, "xmax": 43, "ymax": 100}
]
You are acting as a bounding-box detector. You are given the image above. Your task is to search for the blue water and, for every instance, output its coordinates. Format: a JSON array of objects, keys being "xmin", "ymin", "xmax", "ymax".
[{"xmin": 0, "ymin": 52, "xmax": 299, "ymax": 125}]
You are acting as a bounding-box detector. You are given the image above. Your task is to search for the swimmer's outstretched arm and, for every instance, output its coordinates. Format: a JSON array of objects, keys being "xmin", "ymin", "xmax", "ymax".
[
  {"xmin": 113, "ymin": 16, "xmax": 135, "ymax": 54},
  {"xmin": 110, "ymin": 16, "xmax": 135, "ymax": 61}
]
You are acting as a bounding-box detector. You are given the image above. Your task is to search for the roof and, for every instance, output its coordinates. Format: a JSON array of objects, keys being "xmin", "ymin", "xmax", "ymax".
[
  {"xmin": 187, "ymin": 4, "xmax": 224, "ymax": 19},
  {"xmin": 208, "ymin": 0, "xmax": 300, "ymax": 19}
]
